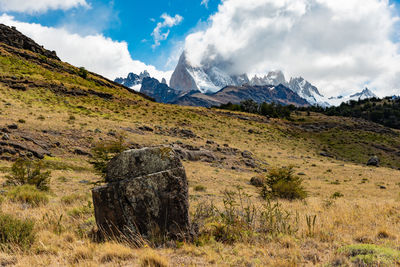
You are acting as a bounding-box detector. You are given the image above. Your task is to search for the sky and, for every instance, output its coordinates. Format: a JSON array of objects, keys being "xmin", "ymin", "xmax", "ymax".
[{"xmin": 0, "ymin": 0, "xmax": 400, "ymax": 97}]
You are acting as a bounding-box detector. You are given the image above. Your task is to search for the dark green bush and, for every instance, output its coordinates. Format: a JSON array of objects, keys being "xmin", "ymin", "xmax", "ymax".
[
  {"xmin": 0, "ymin": 213, "xmax": 35, "ymax": 250},
  {"xmin": 6, "ymin": 158, "xmax": 51, "ymax": 191},
  {"xmin": 8, "ymin": 185, "xmax": 49, "ymax": 206},
  {"xmin": 77, "ymin": 67, "xmax": 88, "ymax": 79},
  {"xmin": 89, "ymin": 136, "xmax": 126, "ymax": 177},
  {"xmin": 261, "ymin": 166, "xmax": 307, "ymax": 200}
]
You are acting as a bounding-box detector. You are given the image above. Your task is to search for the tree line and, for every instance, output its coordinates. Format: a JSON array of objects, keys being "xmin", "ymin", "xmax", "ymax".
[{"xmin": 216, "ymin": 96, "xmax": 400, "ymax": 129}]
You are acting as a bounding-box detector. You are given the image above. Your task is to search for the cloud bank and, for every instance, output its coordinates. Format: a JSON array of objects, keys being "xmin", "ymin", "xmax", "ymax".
[
  {"xmin": 184, "ymin": 0, "xmax": 400, "ymax": 96},
  {"xmin": 152, "ymin": 13, "xmax": 183, "ymax": 48},
  {"xmin": 0, "ymin": 0, "xmax": 89, "ymax": 13},
  {"xmin": 0, "ymin": 15, "xmax": 171, "ymax": 82}
]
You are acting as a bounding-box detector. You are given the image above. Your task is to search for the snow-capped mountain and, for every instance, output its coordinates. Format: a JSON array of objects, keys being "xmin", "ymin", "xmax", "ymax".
[
  {"xmin": 170, "ymin": 52, "xmax": 329, "ymax": 106},
  {"xmin": 114, "ymin": 71, "xmax": 150, "ymax": 91},
  {"xmin": 328, "ymin": 88, "xmax": 377, "ymax": 106},
  {"xmin": 288, "ymin": 77, "xmax": 330, "ymax": 107},
  {"xmin": 250, "ymin": 71, "xmax": 286, "ymax": 86},
  {"xmin": 169, "ymin": 52, "xmax": 249, "ymax": 93}
]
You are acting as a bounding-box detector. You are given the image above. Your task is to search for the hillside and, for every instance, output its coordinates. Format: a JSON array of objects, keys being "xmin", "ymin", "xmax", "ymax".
[
  {"xmin": 0, "ymin": 24, "xmax": 399, "ymax": 266},
  {"xmin": 303, "ymin": 96, "xmax": 400, "ymax": 130}
]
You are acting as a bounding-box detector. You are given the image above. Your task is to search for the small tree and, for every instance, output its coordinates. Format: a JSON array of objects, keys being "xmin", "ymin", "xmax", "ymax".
[
  {"xmin": 261, "ymin": 166, "xmax": 307, "ymax": 200},
  {"xmin": 77, "ymin": 67, "xmax": 88, "ymax": 79},
  {"xmin": 89, "ymin": 136, "xmax": 126, "ymax": 177},
  {"xmin": 6, "ymin": 158, "xmax": 51, "ymax": 191}
]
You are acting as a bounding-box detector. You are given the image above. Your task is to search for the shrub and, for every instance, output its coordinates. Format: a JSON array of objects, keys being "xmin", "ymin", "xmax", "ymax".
[
  {"xmin": 77, "ymin": 67, "xmax": 88, "ymax": 79},
  {"xmin": 192, "ymin": 187, "xmax": 299, "ymax": 244},
  {"xmin": 0, "ymin": 213, "xmax": 35, "ymax": 250},
  {"xmin": 194, "ymin": 185, "xmax": 206, "ymax": 192},
  {"xmin": 89, "ymin": 136, "xmax": 126, "ymax": 177},
  {"xmin": 261, "ymin": 166, "xmax": 307, "ymax": 200},
  {"xmin": 6, "ymin": 158, "xmax": 51, "ymax": 191},
  {"xmin": 8, "ymin": 185, "xmax": 49, "ymax": 206},
  {"xmin": 331, "ymin": 192, "xmax": 344, "ymax": 199}
]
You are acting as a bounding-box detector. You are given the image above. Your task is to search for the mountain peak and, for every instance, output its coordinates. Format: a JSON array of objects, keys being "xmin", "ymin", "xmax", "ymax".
[{"xmin": 349, "ymin": 87, "xmax": 377, "ymax": 99}]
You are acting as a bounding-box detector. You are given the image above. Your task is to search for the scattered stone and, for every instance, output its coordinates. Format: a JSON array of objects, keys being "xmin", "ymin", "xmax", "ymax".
[
  {"xmin": 1, "ymin": 128, "xmax": 10, "ymax": 133},
  {"xmin": 2, "ymin": 133, "xmax": 9, "ymax": 140},
  {"xmin": 138, "ymin": 125, "xmax": 154, "ymax": 132},
  {"xmin": 7, "ymin": 124, "xmax": 18, "ymax": 130},
  {"xmin": 54, "ymin": 142, "xmax": 61, "ymax": 147},
  {"xmin": 74, "ymin": 148, "xmax": 92, "ymax": 157},
  {"xmin": 242, "ymin": 150, "xmax": 253, "ymax": 159},
  {"xmin": 250, "ymin": 176, "xmax": 264, "ymax": 187},
  {"xmin": 173, "ymin": 146, "xmax": 216, "ymax": 163},
  {"xmin": 367, "ymin": 156, "xmax": 380, "ymax": 167},
  {"xmin": 79, "ymin": 180, "xmax": 90, "ymax": 184},
  {"xmin": 320, "ymin": 151, "xmax": 332, "ymax": 158},
  {"xmin": 379, "ymin": 185, "xmax": 386, "ymax": 189},
  {"xmin": 244, "ymin": 159, "xmax": 257, "ymax": 168},
  {"xmin": 298, "ymin": 172, "xmax": 306, "ymax": 176},
  {"xmin": 92, "ymin": 147, "xmax": 191, "ymax": 240},
  {"xmin": 206, "ymin": 140, "xmax": 215, "ymax": 145},
  {"xmin": 107, "ymin": 131, "xmax": 116, "ymax": 136}
]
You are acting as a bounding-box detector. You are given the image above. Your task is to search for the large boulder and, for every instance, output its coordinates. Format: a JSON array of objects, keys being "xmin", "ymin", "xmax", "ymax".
[
  {"xmin": 367, "ymin": 156, "xmax": 380, "ymax": 167},
  {"xmin": 92, "ymin": 147, "xmax": 191, "ymax": 240}
]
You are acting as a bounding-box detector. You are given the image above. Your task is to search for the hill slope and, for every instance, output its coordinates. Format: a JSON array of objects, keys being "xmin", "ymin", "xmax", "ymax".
[{"xmin": 0, "ymin": 24, "xmax": 399, "ymax": 266}]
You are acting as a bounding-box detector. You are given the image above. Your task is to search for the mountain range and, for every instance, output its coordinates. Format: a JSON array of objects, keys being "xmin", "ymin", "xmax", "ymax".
[{"xmin": 114, "ymin": 52, "xmax": 378, "ymax": 108}]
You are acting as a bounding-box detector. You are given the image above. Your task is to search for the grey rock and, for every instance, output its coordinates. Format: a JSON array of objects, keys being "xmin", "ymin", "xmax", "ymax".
[
  {"xmin": 2, "ymin": 133, "xmax": 9, "ymax": 140},
  {"xmin": 92, "ymin": 147, "xmax": 191, "ymax": 240},
  {"xmin": 367, "ymin": 156, "xmax": 379, "ymax": 167},
  {"xmin": 250, "ymin": 176, "xmax": 264, "ymax": 187},
  {"xmin": 242, "ymin": 150, "xmax": 253, "ymax": 159},
  {"xmin": 74, "ymin": 148, "xmax": 92, "ymax": 157},
  {"xmin": 7, "ymin": 124, "xmax": 18, "ymax": 130}
]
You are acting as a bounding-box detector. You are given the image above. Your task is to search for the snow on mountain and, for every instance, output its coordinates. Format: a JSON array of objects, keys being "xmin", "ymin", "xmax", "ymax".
[
  {"xmin": 328, "ymin": 88, "xmax": 377, "ymax": 106},
  {"xmin": 170, "ymin": 52, "xmax": 249, "ymax": 93},
  {"xmin": 169, "ymin": 52, "xmax": 333, "ymax": 106},
  {"xmin": 288, "ymin": 77, "xmax": 331, "ymax": 107},
  {"xmin": 114, "ymin": 70, "xmax": 150, "ymax": 91},
  {"xmin": 250, "ymin": 71, "xmax": 286, "ymax": 86}
]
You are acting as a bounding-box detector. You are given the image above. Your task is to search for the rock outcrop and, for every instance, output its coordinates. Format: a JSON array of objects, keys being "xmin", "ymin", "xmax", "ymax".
[
  {"xmin": 92, "ymin": 147, "xmax": 191, "ymax": 240},
  {"xmin": 367, "ymin": 156, "xmax": 380, "ymax": 167},
  {"xmin": 0, "ymin": 24, "xmax": 59, "ymax": 60},
  {"xmin": 140, "ymin": 77, "xmax": 182, "ymax": 103}
]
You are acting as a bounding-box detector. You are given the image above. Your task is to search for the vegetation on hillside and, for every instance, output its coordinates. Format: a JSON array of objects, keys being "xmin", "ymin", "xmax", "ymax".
[
  {"xmin": 217, "ymin": 99, "xmax": 295, "ymax": 119},
  {"xmin": 301, "ymin": 96, "xmax": 400, "ymax": 129}
]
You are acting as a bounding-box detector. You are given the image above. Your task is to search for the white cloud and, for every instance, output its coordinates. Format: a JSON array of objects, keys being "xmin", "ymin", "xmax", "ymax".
[
  {"xmin": 0, "ymin": 15, "xmax": 171, "ymax": 82},
  {"xmin": 201, "ymin": 0, "xmax": 210, "ymax": 8},
  {"xmin": 0, "ymin": 0, "xmax": 89, "ymax": 13},
  {"xmin": 152, "ymin": 13, "xmax": 183, "ymax": 49},
  {"xmin": 184, "ymin": 0, "xmax": 400, "ymax": 97}
]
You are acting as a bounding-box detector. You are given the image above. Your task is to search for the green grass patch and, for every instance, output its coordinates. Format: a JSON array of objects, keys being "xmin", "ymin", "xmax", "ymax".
[
  {"xmin": 338, "ymin": 244, "xmax": 400, "ymax": 266},
  {"xmin": 8, "ymin": 185, "xmax": 49, "ymax": 207},
  {"xmin": 0, "ymin": 213, "xmax": 35, "ymax": 250}
]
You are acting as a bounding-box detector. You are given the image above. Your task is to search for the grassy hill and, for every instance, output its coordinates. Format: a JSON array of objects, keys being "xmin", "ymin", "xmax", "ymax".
[{"xmin": 0, "ymin": 35, "xmax": 399, "ymax": 266}]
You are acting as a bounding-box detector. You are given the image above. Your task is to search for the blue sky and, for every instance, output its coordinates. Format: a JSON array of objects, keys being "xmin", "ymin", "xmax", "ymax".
[{"xmin": 5, "ymin": 0, "xmax": 220, "ymax": 71}]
